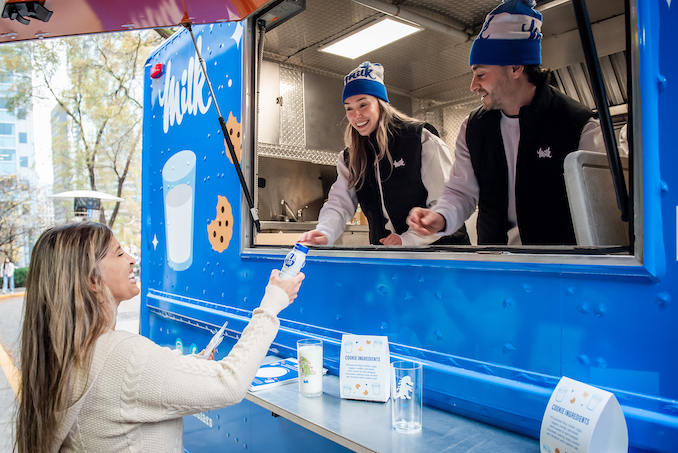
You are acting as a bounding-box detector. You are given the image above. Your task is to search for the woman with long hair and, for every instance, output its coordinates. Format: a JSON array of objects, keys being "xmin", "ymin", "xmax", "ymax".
[
  {"xmin": 16, "ymin": 221, "xmax": 303, "ymax": 452},
  {"xmin": 298, "ymin": 61, "xmax": 468, "ymax": 247}
]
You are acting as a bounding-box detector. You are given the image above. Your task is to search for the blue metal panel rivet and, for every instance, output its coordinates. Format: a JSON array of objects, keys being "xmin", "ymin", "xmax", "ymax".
[
  {"xmin": 660, "ymin": 180, "xmax": 669, "ymax": 196},
  {"xmin": 656, "ymin": 291, "xmax": 671, "ymax": 306},
  {"xmin": 577, "ymin": 354, "xmax": 590, "ymax": 366},
  {"xmin": 593, "ymin": 303, "xmax": 607, "ymax": 318},
  {"xmin": 502, "ymin": 343, "xmax": 516, "ymax": 353}
]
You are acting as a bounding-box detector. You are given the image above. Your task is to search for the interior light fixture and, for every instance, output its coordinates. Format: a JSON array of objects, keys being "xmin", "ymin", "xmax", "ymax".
[{"xmin": 320, "ymin": 18, "xmax": 421, "ymax": 60}]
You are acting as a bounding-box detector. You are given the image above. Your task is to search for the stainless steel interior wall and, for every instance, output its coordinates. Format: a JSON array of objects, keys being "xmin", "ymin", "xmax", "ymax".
[
  {"xmin": 257, "ymin": 156, "xmax": 337, "ymax": 222},
  {"xmin": 279, "ymin": 65, "xmax": 306, "ymax": 147}
]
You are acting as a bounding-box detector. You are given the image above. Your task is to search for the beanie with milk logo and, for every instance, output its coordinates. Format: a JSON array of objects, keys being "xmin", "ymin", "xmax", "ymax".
[
  {"xmin": 342, "ymin": 61, "xmax": 389, "ymax": 104},
  {"xmin": 469, "ymin": 0, "xmax": 543, "ymax": 67}
]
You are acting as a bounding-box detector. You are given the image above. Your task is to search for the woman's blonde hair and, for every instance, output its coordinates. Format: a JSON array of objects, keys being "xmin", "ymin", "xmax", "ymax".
[
  {"xmin": 344, "ymin": 99, "xmax": 422, "ymax": 189},
  {"xmin": 15, "ymin": 222, "xmax": 117, "ymax": 453}
]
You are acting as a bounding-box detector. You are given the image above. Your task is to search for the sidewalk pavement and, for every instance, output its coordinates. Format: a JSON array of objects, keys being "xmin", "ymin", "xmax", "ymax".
[
  {"xmin": 0, "ymin": 289, "xmax": 24, "ymax": 453},
  {"xmin": 0, "ymin": 287, "xmax": 24, "ymax": 301},
  {"xmin": 0, "ymin": 288, "xmax": 140, "ymax": 453}
]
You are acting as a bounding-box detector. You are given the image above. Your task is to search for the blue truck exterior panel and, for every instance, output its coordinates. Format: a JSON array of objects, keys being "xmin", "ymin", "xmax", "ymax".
[{"xmin": 141, "ymin": 4, "xmax": 678, "ymax": 451}]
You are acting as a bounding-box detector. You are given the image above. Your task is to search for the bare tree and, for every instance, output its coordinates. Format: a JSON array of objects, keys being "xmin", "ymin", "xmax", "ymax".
[{"xmin": 0, "ymin": 175, "xmax": 40, "ymax": 262}]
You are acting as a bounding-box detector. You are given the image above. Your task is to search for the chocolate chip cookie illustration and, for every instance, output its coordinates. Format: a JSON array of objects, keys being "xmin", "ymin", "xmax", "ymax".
[
  {"xmin": 224, "ymin": 112, "xmax": 242, "ymax": 164},
  {"xmin": 208, "ymin": 196, "xmax": 233, "ymax": 252}
]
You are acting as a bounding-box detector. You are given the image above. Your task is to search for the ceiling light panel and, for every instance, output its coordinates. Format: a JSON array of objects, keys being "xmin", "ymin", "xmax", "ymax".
[{"xmin": 320, "ymin": 18, "xmax": 422, "ymax": 59}]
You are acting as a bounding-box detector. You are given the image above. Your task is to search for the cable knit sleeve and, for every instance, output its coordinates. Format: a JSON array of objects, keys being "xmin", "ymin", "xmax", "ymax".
[{"xmin": 102, "ymin": 285, "xmax": 288, "ymax": 425}]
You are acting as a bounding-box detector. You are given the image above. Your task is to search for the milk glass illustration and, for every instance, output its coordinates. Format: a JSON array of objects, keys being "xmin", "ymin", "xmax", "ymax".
[
  {"xmin": 373, "ymin": 339, "xmax": 383, "ymax": 352},
  {"xmin": 344, "ymin": 341, "xmax": 353, "ymax": 353},
  {"xmin": 372, "ymin": 383, "xmax": 381, "ymax": 395},
  {"xmin": 343, "ymin": 385, "xmax": 352, "ymax": 397},
  {"xmin": 162, "ymin": 150, "xmax": 197, "ymax": 271},
  {"xmin": 587, "ymin": 393, "xmax": 603, "ymax": 411},
  {"xmin": 555, "ymin": 386, "xmax": 568, "ymax": 402}
]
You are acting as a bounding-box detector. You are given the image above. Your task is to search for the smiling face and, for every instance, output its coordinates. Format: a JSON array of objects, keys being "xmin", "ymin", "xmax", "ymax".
[
  {"xmin": 470, "ymin": 65, "xmax": 516, "ymax": 113},
  {"xmin": 97, "ymin": 237, "xmax": 140, "ymax": 305},
  {"xmin": 344, "ymin": 94, "xmax": 382, "ymax": 136}
]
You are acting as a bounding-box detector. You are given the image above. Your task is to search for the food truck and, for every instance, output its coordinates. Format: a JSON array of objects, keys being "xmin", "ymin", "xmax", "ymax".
[{"xmin": 1, "ymin": 0, "xmax": 676, "ymax": 451}]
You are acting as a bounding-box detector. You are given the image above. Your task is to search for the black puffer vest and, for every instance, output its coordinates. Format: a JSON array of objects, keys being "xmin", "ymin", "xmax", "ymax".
[
  {"xmin": 345, "ymin": 121, "xmax": 469, "ymax": 245},
  {"xmin": 466, "ymin": 83, "xmax": 593, "ymax": 245}
]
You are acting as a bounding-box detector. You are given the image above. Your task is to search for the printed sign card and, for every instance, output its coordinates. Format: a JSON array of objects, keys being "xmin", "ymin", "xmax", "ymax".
[
  {"xmin": 540, "ymin": 376, "xmax": 628, "ymax": 453},
  {"xmin": 340, "ymin": 334, "xmax": 390, "ymax": 402}
]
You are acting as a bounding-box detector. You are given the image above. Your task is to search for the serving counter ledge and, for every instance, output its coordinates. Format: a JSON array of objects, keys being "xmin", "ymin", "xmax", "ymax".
[
  {"xmin": 256, "ymin": 221, "xmax": 369, "ymax": 246},
  {"xmin": 245, "ymin": 371, "xmax": 539, "ymax": 453}
]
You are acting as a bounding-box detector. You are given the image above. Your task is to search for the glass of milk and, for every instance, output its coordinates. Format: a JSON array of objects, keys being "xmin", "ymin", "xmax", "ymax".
[
  {"xmin": 297, "ymin": 339, "xmax": 323, "ymax": 397},
  {"xmin": 162, "ymin": 150, "xmax": 197, "ymax": 271}
]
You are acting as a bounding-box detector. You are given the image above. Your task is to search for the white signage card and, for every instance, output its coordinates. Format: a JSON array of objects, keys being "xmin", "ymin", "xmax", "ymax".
[
  {"xmin": 540, "ymin": 376, "xmax": 628, "ymax": 453},
  {"xmin": 340, "ymin": 334, "xmax": 390, "ymax": 402}
]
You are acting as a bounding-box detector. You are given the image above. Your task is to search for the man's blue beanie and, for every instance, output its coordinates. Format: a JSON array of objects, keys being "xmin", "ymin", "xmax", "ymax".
[{"xmin": 469, "ymin": 0, "xmax": 543, "ymax": 66}]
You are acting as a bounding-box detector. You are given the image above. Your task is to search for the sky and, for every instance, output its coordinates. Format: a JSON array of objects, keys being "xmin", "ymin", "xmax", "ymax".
[
  {"xmin": 32, "ymin": 94, "xmax": 54, "ymax": 189},
  {"xmin": 30, "ymin": 48, "xmax": 68, "ymax": 191}
]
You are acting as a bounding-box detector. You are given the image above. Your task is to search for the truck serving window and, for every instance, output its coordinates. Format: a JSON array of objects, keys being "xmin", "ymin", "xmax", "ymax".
[{"xmin": 244, "ymin": 0, "xmax": 637, "ymax": 266}]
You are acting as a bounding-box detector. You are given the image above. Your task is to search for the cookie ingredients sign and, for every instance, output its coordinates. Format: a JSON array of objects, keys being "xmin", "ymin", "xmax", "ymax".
[
  {"xmin": 540, "ymin": 376, "xmax": 628, "ymax": 452},
  {"xmin": 339, "ymin": 335, "xmax": 390, "ymax": 402}
]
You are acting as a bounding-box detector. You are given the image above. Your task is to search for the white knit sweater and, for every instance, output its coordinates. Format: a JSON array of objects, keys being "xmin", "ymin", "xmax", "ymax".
[{"xmin": 51, "ymin": 285, "xmax": 289, "ymax": 453}]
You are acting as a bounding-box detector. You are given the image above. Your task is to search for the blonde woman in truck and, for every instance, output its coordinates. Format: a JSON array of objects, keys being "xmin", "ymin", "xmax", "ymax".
[{"xmin": 298, "ymin": 61, "xmax": 469, "ymax": 247}]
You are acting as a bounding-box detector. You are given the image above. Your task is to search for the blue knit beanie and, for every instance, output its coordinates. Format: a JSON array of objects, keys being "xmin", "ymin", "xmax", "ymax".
[
  {"xmin": 469, "ymin": 0, "xmax": 543, "ymax": 66},
  {"xmin": 342, "ymin": 61, "xmax": 389, "ymax": 104}
]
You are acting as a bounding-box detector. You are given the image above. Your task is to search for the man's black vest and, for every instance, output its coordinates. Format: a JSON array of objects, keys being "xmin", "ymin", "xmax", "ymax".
[
  {"xmin": 466, "ymin": 83, "xmax": 593, "ymax": 245},
  {"xmin": 345, "ymin": 121, "xmax": 469, "ymax": 245}
]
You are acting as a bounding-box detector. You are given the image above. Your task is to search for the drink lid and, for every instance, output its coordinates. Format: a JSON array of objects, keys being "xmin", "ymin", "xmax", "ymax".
[{"xmin": 294, "ymin": 243, "xmax": 309, "ymax": 254}]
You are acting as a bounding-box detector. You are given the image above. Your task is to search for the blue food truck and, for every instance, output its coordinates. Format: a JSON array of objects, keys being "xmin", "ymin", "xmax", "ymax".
[
  {"xmin": 2, "ymin": 0, "xmax": 676, "ymax": 451},
  {"xmin": 135, "ymin": 0, "xmax": 678, "ymax": 451}
]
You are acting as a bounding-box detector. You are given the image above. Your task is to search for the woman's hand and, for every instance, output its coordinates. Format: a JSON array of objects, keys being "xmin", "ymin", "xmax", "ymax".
[
  {"xmin": 379, "ymin": 234, "xmax": 402, "ymax": 246},
  {"xmin": 297, "ymin": 230, "xmax": 328, "ymax": 245},
  {"xmin": 269, "ymin": 269, "xmax": 305, "ymax": 304},
  {"xmin": 198, "ymin": 348, "xmax": 216, "ymax": 360}
]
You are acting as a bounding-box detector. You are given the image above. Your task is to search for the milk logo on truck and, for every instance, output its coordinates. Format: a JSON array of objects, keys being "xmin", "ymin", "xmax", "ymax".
[{"xmin": 158, "ymin": 35, "xmax": 213, "ymax": 133}]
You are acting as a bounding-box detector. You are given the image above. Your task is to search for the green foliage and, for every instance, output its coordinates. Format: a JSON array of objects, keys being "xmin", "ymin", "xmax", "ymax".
[
  {"xmin": 1, "ymin": 31, "xmax": 163, "ymax": 254},
  {"xmin": 0, "ymin": 43, "xmax": 33, "ymax": 112},
  {"xmin": 14, "ymin": 267, "xmax": 28, "ymax": 288}
]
